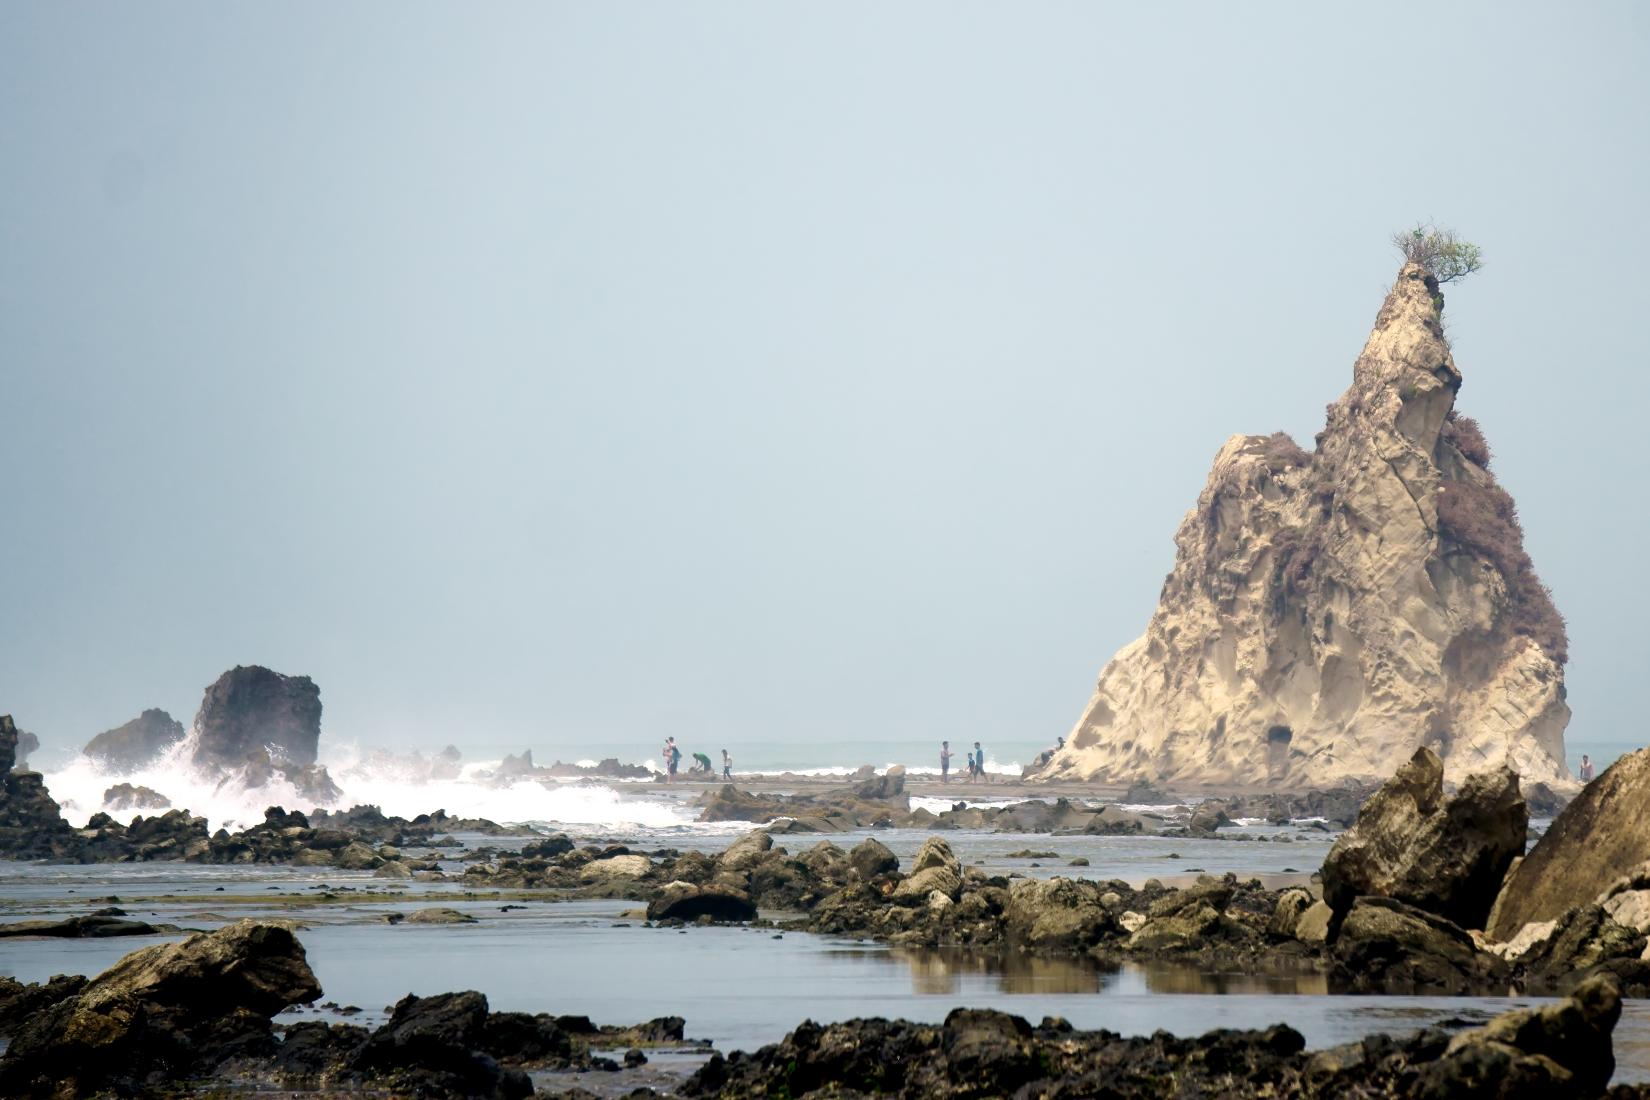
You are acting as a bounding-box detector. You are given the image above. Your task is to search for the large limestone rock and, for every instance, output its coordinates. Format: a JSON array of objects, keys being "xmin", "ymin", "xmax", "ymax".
[
  {"xmin": 83, "ymin": 708, "xmax": 185, "ymax": 771},
  {"xmin": 1489, "ymin": 746, "xmax": 1650, "ymax": 940},
  {"xmin": 1041, "ymin": 264, "xmax": 1570, "ymax": 789},
  {"xmin": 192, "ymin": 666, "xmax": 322, "ymax": 771},
  {"xmin": 1320, "ymin": 747, "xmax": 1526, "ymax": 929}
]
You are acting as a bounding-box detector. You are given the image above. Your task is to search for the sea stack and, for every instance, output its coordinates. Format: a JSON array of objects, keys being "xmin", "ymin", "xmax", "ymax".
[
  {"xmin": 191, "ymin": 666, "xmax": 323, "ymax": 771},
  {"xmin": 1041, "ymin": 263, "xmax": 1570, "ymax": 788}
]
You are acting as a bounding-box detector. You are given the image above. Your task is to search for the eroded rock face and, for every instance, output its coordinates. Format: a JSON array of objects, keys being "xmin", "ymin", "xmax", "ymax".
[
  {"xmin": 1042, "ymin": 264, "xmax": 1570, "ymax": 789},
  {"xmin": 0, "ymin": 920, "xmax": 320, "ymax": 1097},
  {"xmin": 1320, "ymin": 747, "xmax": 1526, "ymax": 929},
  {"xmin": 83, "ymin": 708, "xmax": 185, "ymax": 771},
  {"xmin": 1490, "ymin": 747, "xmax": 1650, "ymax": 940},
  {"xmin": 192, "ymin": 666, "xmax": 322, "ymax": 771}
]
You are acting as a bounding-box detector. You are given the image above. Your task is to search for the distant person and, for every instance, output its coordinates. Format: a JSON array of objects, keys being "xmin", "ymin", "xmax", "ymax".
[
  {"xmin": 973, "ymin": 740, "xmax": 986, "ymax": 783},
  {"xmin": 722, "ymin": 749, "xmax": 733, "ymax": 781},
  {"xmin": 691, "ymin": 751, "xmax": 713, "ymax": 775},
  {"xmin": 1579, "ymin": 754, "xmax": 1595, "ymax": 782},
  {"xmin": 965, "ymin": 748, "xmax": 977, "ymax": 783},
  {"xmin": 663, "ymin": 736, "xmax": 680, "ymax": 782},
  {"xmin": 940, "ymin": 741, "xmax": 954, "ymax": 783}
]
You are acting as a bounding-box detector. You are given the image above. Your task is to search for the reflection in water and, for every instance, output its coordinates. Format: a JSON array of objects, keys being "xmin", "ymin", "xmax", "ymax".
[
  {"xmin": 889, "ymin": 947, "xmax": 1106, "ymax": 996},
  {"xmin": 878, "ymin": 948, "xmax": 1332, "ymax": 998}
]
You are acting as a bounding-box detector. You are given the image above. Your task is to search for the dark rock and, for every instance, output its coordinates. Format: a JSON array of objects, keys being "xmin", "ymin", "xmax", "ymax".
[
  {"xmin": 1330, "ymin": 897, "xmax": 1507, "ymax": 993},
  {"xmin": 684, "ymin": 976, "xmax": 1630, "ymax": 1099},
  {"xmin": 1515, "ymin": 903, "xmax": 1650, "ymax": 994},
  {"xmin": 0, "ymin": 920, "xmax": 321, "ymax": 1097},
  {"xmin": 847, "ymin": 837, "xmax": 899, "ymax": 879},
  {"xmin": 349, "ymin": 992, "xmax": 531, "ymax": 1100},
  {"xmin": 1321, "ymin": 747, "xmax": 1526, "ymax": 929},
  {"xmin": 521, "ymin": 834, "xmax": 576, "ymax": 859},
  {"xmin": 83, "ymin": 709, "xmax": 186, "ymax": 772},
  {"xmin": 192, "ymin": 665, "xmax": 323, "ymax": 771},
  {"xmin": 647, "ymin": 882, "xmax": 757, "ymax": 923},
  {"xmin": 0, "ymin": 914, "xmax": 166, "ymax": 938},
  {"xmin": 1490, "ymin": 746, "xmax": 1650, "ymax": 940},
  {"xmin": 103, "ymin": 782, "xmax": 172, "ymax": 812},
  {"xmin": 852, "ymin": 768, "xmax": 905, "ymax": 801},
  {"xmin": 0, "ymin": 975, "xmax": 87, "ymax": 1036}
]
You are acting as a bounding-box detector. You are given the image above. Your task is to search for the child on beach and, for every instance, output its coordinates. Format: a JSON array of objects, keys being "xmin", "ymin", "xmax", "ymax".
[
  {"xmin": 664, "ymin": 737, "xmax": 680, "ymax": 782},
  {"xmin": 940, "ymin": 741, "xmax": 953, "ymax": 783},
  {"xmin": 722, "ymin": 749, "xmax": 733, "ymax": 780}
]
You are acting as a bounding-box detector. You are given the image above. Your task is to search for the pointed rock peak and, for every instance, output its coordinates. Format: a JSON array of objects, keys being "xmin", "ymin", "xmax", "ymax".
[{"xmin": 1038, "ymin": 265, "xmax": 1570, "ymax": 791}]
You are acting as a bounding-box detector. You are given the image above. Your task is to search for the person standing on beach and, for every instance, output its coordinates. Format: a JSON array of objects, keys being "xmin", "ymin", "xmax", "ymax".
[
  {"xmin": 972, "ymin": 741, "xmax": 986, "ymax": 783},
  {"xmin": 663, "ymin": 736, "xmax": 680, "ymax": 783},
  {"xmin": 1580, "ymin": 754, "xmax": 1595, "ymax": 782},
  {"xmin": 940, "ymin": 741, "xmax": 953, "ymax": 783},
  {"xmin": 722, "ymin": 749, "xmax": 733, "ymax": 781}
]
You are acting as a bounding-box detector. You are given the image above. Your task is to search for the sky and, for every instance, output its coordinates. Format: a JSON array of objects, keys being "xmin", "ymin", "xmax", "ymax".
[{"xmin": 2, "ymin": 3, "xmax": 1647, "ymax": 760}]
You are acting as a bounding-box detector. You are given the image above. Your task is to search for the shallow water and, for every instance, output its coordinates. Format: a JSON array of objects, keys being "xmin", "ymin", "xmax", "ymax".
[{"xmin": 6, "ymin": 850, "xmax": 1643, "ymax": 1081}]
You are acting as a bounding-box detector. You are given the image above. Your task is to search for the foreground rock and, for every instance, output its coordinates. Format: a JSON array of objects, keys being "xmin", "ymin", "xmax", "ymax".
[
  {"xmin": 682, "ymin": 974, "xmax": 1629, "ymax": 1100},
  {"xmin": 0, "ymin": 920, "xmax": 321, "ymax": 1096},
  {"xmin": 0, "ymin": 925, "xmax": 701, "ymax": 1099},
  {"xmin": 1490, "ymin": 746, "xmax": 1650, "ymax": 941},
  {"xmin": 192, "ymin": 665, "xmax": 323, "ymax": 771},
  {"xmin": 1042, "ymin": 263, "xmax": 1572, "ymax": 789},
  {"xmin": 1321, "ymin": 747, "xmax": 1525, "ymax": 929},
  {"xmin": 83, "ymin": 708, "xmax": 186, "ymax": 771}
]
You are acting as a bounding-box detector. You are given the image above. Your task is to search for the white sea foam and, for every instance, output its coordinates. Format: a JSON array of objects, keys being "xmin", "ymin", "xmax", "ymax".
[{"xmin": 40, "ymin": 737, "xmax": 700, "ymax": 834}]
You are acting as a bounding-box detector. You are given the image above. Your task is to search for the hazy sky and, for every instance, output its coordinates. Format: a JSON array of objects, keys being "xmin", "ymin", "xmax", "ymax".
[{"xmin": 3, "ymin": 3, "xmax": 1647, "ymax": 757}]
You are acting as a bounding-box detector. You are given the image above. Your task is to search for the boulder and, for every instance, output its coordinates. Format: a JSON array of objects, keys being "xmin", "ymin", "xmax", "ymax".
[
  {"xmin": 1411, "ymin": 973, "xmax": 1621, "ymax": 1099},
  {"xmin": 890, "ymin": 837, "xmax": 961, "ymax": 904},
  {"xmin": 852, "ymin": 770, "xmax": 906, "ymax": 801},
  {"xmin": 1330, "ymin": 897, "xmax": 1506, "ymax": 993},
  {"xmin": 192, "ymin": 665, "xmax": 322, "ymax": 771},
  {"xmin": 1294, "ymin": 900, "xmax": 1334, "ymax": 946},
  {"xmin": 848, "ymin": 837, "xmax": 899, "ymax": 879},
  {"xmin": 1004, "ymin": 878, "xmax": 1111, "ymax": 950},
  {"xmin": 580, "ymin": 854, "xmax": 652, "ymax": 881},
  {"xmin": 406, "ymin": 908, "xmax": 478, "ymax": 925},
  {"xmin": 102, "ymin": 783, "xmax": 172, "ymax": 812},
  {"xmin": 1320, "ymin": 747, "xmax": 1525, "ymax": 929},
  {"xmin": 1514, "ymin": 903, "xmax": 1649, "ymax": 993},
  {"xmin": 0, "ymin": 920, "xmax": 320, "ymax": 1096},
  {"xmin": 350, "ymin": 991, "xmax": 531, "ymax": 1100},
  {"xmin": 1489, "ymin": 746, "xmax": 1650, "ymax": 940},
  {"xmin": 83, "ymin": 709, "xmax": 185, "ymax": 772},
  {"xmin": 717, "ymin": 830, "xmax": 774, "ymax": 872},
  {"xmin": 334, "ymin": 841, "xmax": 382, "ymax": 870},
  {"xmin": 1267, "ymin": 888, "xmax": 1314, "ymax": 939},
  {"xmin": 646, "ymin": 882, "xmax": 757, "ymax": 923}
]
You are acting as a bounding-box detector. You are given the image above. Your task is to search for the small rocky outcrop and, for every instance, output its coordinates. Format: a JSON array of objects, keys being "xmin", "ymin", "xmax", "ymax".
[
  {"xmin": 192, "ymin": 665, "xmax": 322, "ymax": 771},
  {"xmin": 1042, "ymin": 264, "xmax": 1571, "ymax": 789},
  {"xmin": 682, "ymin": 975, "xmax": 1627, "ymax": 1099},
  {"xmin": 103, "ymin": 783, "xmax": 172, "ymax": 812},
  {"xmin": 0, "ymin": 920, "xmax": 321, "ymax": 1097},
  {"xmin": 0, "ymin": 715, "xmax": 78, "ymax": 858},
  {"xmin": 1489, "ymin": 746, "xmax": 1650, "ymax": 940},
  {"xmin": 1320, "ymin": 746, "xmax": 1526, "ymax": 929},
  {"xmin": 83, "ymin": 708, "xmax": 185, "ymax": 771}
]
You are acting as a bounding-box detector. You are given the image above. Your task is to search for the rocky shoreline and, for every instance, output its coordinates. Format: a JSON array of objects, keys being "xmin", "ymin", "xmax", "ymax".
[{"xmin": 0, "ymin": 918, "xmax": 1643, "ymax": 1099}]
